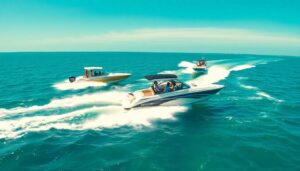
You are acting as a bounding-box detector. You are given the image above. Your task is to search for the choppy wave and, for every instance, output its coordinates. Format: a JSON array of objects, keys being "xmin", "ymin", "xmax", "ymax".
[
  {"xmin": 257, "ymin": 91, "xmax": 283, "ymax": 103},
  {"xmin": 240, "ymin": 83, "xmax": 283, "ymax": 103},
  {"xmin": 229, "ymin": 64, "xmax": 255, "ymax": 71},
  {"xmin": 239, "ymin": 84, "xmax": 258, "ymax": 90},
  {"xmin": 159, "ymin": 70, "xmax": 180, "ymax": 75}
]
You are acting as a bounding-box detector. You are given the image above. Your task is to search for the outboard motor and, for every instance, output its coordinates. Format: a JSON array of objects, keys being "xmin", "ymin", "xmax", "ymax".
[{"xmin": 69, "ymin": 76, "xmax": 76, "ymax": 83}]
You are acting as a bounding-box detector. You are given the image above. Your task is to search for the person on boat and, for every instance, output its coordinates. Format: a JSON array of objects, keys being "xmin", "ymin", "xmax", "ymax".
[
  {"xmin": 164, "ymin": 82, "xmax": 172, "ymax": 93},
  {"xmin": 153, "ymin": 81, "xmax": 162, "ymax": 94},
  {"xmin": 170, "ymin": 81, "xmax": 176, "ymax": 91}
]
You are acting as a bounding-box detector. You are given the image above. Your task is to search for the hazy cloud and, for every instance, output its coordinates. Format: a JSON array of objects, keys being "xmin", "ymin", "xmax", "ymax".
[{"xmin": 1, "ymin": 28, "xmax": 300, "ymax": 56}]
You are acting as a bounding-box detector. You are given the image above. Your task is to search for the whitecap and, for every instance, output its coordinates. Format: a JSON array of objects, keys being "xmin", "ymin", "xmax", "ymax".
[
  {"xmin": 240, "ymin": 84, "xmax": 258, "ymax": 90},
  {"xmin": 230, "ymin": 64, "xmax": 255, "ymax": 71},
  {"xmin": 257, "ymin": 91, "xmax": 284, "ymax": 103},
  {"xmin": 159, "ymin": 70, "xmax": 179, "ymax": 75}
]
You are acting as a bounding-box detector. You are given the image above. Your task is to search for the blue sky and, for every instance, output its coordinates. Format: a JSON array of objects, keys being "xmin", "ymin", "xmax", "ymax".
[{"xmin": 0, "ymin": 0, "xmax": 300, "ymax": 55}]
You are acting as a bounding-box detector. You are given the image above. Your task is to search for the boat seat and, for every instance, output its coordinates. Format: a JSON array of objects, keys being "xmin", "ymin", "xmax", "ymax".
[{"xmin": 140, "ymin": 88, "xmax": 155, "ymax": 97}]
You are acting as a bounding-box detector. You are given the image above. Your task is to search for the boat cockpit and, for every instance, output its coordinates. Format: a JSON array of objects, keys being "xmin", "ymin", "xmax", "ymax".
[
  {"xmin": 83, "ymin": 67, "xmax": 106, "ymax": 78},
  {"xmin": 196, "ymin": 60, "xmax": 206, "ymax": 67},
  {"xmin": 151, "ymin": 79, "xmax": 190, "ymax": 94},
  {"xmin": 137, "ymin": 74, "xmax": 191, "ymax": 97},
  {"xmin": 138, "ymin": 80, "xmax": 189, "ymax": 98}
]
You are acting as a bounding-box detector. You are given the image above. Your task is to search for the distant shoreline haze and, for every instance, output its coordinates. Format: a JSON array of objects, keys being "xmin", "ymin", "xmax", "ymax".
[{"xmin": 0, "ymin": 51, "xmax": 299, "ymax": 58}]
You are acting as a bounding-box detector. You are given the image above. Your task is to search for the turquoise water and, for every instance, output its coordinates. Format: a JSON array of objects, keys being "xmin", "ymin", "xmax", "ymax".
[{"xmin": 0, "ymin": 52, "xmax": 299, "ymax": 170}]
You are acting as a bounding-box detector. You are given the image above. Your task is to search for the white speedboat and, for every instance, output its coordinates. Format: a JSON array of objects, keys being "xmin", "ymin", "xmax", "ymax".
[
  {"xmin": 122, "ymin": 74, "xmax": 223, "ymax": 109},
  {"xmin": 193, "ymin": 59, "xmax": 207, "ymax": 73},
  {"xmin": 69, "ymin": 67, "xmax": 131, "ymax": 83}
]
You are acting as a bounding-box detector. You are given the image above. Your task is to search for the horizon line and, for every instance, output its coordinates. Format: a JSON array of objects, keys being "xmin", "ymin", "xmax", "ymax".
[{"xmin": 0, "ymin": 50, "xmax": 299, "ymax": 58}]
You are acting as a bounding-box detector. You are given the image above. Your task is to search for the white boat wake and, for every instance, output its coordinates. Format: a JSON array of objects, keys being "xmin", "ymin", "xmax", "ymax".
[
  {"xmin": 0, "ymin": 105, "xmax": 187, "ymax": 139},
  {"xmin": 0, "ymin": 91, "xmax": 127, "ymax": 117},
  {"xmin": 179, "ymin": 58, "xmax": 274, "ymax": 86},
  {"xmin": 53, "ymin": 78, "xmax": 107, "ymax": 90}
]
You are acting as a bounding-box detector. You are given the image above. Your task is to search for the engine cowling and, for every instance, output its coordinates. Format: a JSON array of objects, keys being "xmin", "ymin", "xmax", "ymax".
[{"xmin": 69, "ymin": 76, "xmax": 76, "ymax": 83}]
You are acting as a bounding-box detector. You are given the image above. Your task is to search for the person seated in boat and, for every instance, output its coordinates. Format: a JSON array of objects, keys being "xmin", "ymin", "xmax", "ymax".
[
  {"xmin": 170, "ymin": 82, "xmax": 175, "ymax": 91},
  {"xmin": 95, "ymin": 71, "xmax": 102, "ymax": 76},
  {"xmin": 197, "ymin": 60, "xmax": 205, "ymax": 67},
  {"xmin": 152, "ymin": 81, "xmax": 162, "ymax": 94},
  {"xmin": 164, "ymin": 82, "xmax": 172, "ymax": 93},
  {"xmin": 174, "ymin": 82, "xmax": 183, "ymax": 90}
]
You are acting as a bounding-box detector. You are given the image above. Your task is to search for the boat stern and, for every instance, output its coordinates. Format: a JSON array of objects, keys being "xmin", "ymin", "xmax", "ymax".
[
  {"xmin": 122, "ymin": 93, "xmax": 136, "ymax": 109},
  {"xmin": 193, "ymin": 67, "xmax": 207, "ymax": 73}
]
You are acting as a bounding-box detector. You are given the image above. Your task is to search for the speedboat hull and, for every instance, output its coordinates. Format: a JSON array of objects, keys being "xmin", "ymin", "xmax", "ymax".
[
  {"xmin": 72, "ymin": 73, "xmax": 131, "ymax": 83},
  {"xmin": 193, "ymin": 67, "xmax": 207, "ymax": 73},
  {"xmin": 122, "ymin": 84, "xmax": 223, "ymax": 109},
  {"xmin": 86, "ymin": 74, "xmax": 130, "ymax": 83}
]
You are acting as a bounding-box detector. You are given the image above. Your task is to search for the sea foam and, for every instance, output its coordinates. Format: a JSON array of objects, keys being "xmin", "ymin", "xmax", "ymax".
[
  {"xmin": 0, "ymin": 105, "xmax": 188, "ymax": 139},
  {"xmin": 53, "ymin": 78, "xmax": 107, "ymax": 90},
  {"xmin": 0, "ymin": 91, "xmax": 127, "ymax": 117}
]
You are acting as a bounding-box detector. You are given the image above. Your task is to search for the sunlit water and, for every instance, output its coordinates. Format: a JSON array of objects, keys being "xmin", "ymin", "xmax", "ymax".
[{"xmin": 0, "ymin": 52, "xmax": 299, "ymax": 170}]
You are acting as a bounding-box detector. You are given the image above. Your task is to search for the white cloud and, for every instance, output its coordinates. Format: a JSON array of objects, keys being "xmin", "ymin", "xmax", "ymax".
[{"xmin": 2, "ymin": 27, "xmax": 300, "ymax": 56}]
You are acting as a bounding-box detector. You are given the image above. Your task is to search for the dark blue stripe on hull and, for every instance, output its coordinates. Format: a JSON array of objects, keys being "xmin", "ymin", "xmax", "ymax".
[{"xmin": 135, "ymin": 88, "xmax": 221, "ymax": 107}]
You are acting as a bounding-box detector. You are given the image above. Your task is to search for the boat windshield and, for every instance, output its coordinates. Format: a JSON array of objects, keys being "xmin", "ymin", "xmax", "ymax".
[
  {"xmin": 92, "ymin": 70, "xmax": 103, "ymax": 77},
  {"xmin": 152, "ymin": 79, "xmax": 190, "ymax": 94},
  {"xmin": 85, "ymin": 69, "xmax": 105, "ymax": 77}
]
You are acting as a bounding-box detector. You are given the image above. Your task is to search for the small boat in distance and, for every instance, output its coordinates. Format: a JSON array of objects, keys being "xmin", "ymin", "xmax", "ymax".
[
  {"xmin": 69, "ymin": 66, "xmax": 131, "ymax": 83},
  {"xmin": 122, "ymin": 74, "xmax": 223, "ymax": 109},
  {"xmin": 193, "ymin": 59, "xmax": 207, "ymax": 73}
]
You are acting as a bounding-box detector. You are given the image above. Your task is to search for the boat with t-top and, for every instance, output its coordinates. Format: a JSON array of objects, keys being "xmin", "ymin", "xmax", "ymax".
[{"xmin": 69, "ymin": 67, "xmax": 131, "ymax": 83}]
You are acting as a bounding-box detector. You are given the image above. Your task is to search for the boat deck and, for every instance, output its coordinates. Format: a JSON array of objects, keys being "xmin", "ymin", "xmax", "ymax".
[{"xmin": 138, "ymin": 88, "xmax": 155, "ymax": 97}]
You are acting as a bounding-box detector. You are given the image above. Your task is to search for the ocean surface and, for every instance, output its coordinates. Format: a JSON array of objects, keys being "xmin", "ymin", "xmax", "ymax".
[{"xmin": 0, "ymin": 52, "xmax": 299, "ymax": 170}]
